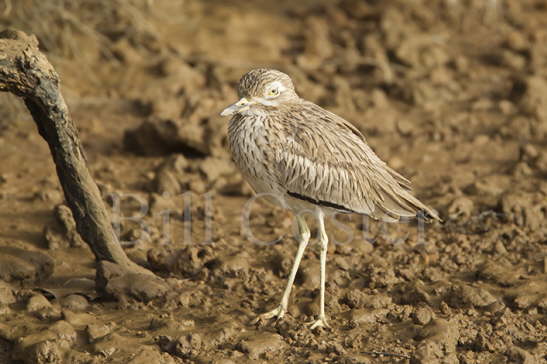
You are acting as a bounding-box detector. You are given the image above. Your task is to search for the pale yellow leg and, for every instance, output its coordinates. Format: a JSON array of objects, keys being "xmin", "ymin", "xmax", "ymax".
[
  {"xmin": 308, "ymin": 210, "xmax": 330, "ymax": 329},
  {"xmin": 254, "ymin": 215, "xmax": 310, "ymax": 323}
]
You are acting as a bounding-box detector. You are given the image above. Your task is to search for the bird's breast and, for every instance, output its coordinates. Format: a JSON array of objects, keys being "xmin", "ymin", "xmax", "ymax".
[{"xmin": 228, "ymin": 115, "xmax": 278, "ymax": 194}]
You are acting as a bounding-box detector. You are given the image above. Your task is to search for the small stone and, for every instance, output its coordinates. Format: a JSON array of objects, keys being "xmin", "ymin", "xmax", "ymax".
[
  {"xmin": 365, "ymin": 294, "xmax": 392, "ymax": 309},
  {"xmin": 25, "ymin": 293, "xmax": 62, "ymax": 320},
  {"xmin": 396, "ymin": 120, "xmax": 414, "ymax": 136},
  {"xmin": 153, "ymin": 154, "xmax": 188, "ymax": 195},
  {"xmin": 486, "ymin": 301, "xmax": 505, "ymax": 313},
  {"xmin": 61, "ymin": 294, "xmax": 89, "ymax": 312},
  {"xmin": 505, "ymin": 31, "xmax": 528, "ymax": 52},
  {"xmin": 459, "ymin": 285, "xmax": 497, "ymax": 308},
  {"xmin": 371, "ymin": 89, "xmax": 388, "ymax": 108},
  {"xmin": 92, "ymin": 332, "xmax": 122, "ymax": 357},
  {"xmin": 189, "ymin": 178, "xmax": 206, "ymax": 194},
  {"xmin": 217, "ymin": 251, "xmax": 251, "ymax": 277},
  {"xmin": 513, "ymin": 162, "xmax": 534, "ymax": 176},
  {"xmin": 473, "ymin": 134, "xmax": 490, "ymax": 145},
  {"xmin": 0, "ymin": 248, "xmax": 54, "ymax": 282},
  {"xmin": 0, "ymin": 306, "xmax": 10, "ymax": 317},
  {"xmin": 178, "ymin": 319, "xmax": 195, "ymax": 330},
  {"xmin": 155, "ymin": 170, "xmax": 181, "ymax": 195},
  {"xmin": 412, "ymin": 319, "xmax": 459, "ymax": 364},
  {"xmin": 501, "ymin": 50, "xmax": 526, "ymax": 71},
  {"xmin": 173, "ymin": 333, "xmax": 202, "ymax": 358},
  {"xmin": 15, "ymin": 320, "xmax": 76, "ymax": 361},
  {"xmin": 514, "ymin": 294, "xmax": 537, "ymax": 309},
  {"xmin": 498, "ymin": 100, "xmax": 514, "ymax": 115},
  {"xmin": 28, "ymin": 340, "xmax": 62, "ymax": 364},
  {"xmin": 149, "ymin": 193, "xmax": 178, "ymax": 215},
  {"xmin": 401, "ymin": 280, "xmax": 433, "ymax": 305},
  {"xmin": 494, "ymin": 241, "xmax": 508, "ymax": 255},
  {"xmin": 86, "ymin": 323, "xmax": 113, "ymax": 343},
  {"xmin": 300, "ymin": 265, "xmax": 321, "ymax": 289},
  {"xmin": 536, "ymin": 152, "xmax": 547, "ymax": 174},
  {"xmin": 472, "ymin": 98, "xmax": 494, "ymax": 111},
  {"xmin": 212, "ymin": 360, "xmax": 236, "ymax": 364},
  {"xmin": 508, "ymin": 346, "xmax": 535, "ymax": 364},
  {"xmin": 128, "ymin": 346, "xmax": 172, "ymax": 364},
  {"xmin": 341, "ymin": 289, "xmax": 365, "ymax": 308},
  {"xmin": 440, "ymin": 301, "xmax": 451, "ymax": 316},
  {"xmin": 148, "ymin": 317, "xmax": 166, "ymax": 331},
  {"xmin": 478, "ymin": 260, "xmax": 521, "ymax": 286},
  {"xmin": 43, "ymin": 226, "xmax": 64, "ymax": 250},
  {"xmin": 27, "ymin": 294, "xmax": 52, "ymax": 313},
  {"xmin": 388, "ymin": 156, "xmax": 404, "ymax": 170},
  {"xmin": 522, "ymin": 144, "xmax": 538, "ymax": 159},
  {"xmin": 178, "ymin": 292, "xmax": 191, "ymax": 307},
  {"xmin": 199, "ymin": 157, "xmax": 233, "ymax": 182},
  {"xmin": 49, "ymin": 319, "xmax": 77, "ymax": 342},
  {"xmin": 0, "ymin": 281, "xmax": 15, "ymax": 306},
  {"xmin": 448, "ymin": 196, "xmax": 474, "ymax": 219},
  {"xmin": 349, "ymin": 308, "xmax": 387, "ymax": 324},
  {"xmin": 239, "ymin": 332, "xmax": 286, "ymax": 360},
  {"xmin": 145, "ymin": 171, "xmax": 156, "ymax": 180},
  {"xmin": 38, "ymin": 190, "xmax": 63, "ymax": 203},
  {"xmin": 55, "ymin": 205, "xmax": 85, "ymax": 248},
  {"xmin": 469, "ymin": 175, "xmax": 507, "ymax": 197},
  {"xmin": 454, "ymin": 55, "xmax": 469, "ymax": 72},
  {"xmin": 413, "ymin": 306, "xmax": 433, "ymax": 325},
  {"xmin": 62, "ymin": 311, "xmax": 94, "ymax": 327}
]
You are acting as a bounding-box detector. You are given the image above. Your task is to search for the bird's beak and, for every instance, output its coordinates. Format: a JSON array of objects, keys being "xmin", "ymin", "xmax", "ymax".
[{"xmin": 220, "ymin": 97, "xmax": 253, "ymax": 116}]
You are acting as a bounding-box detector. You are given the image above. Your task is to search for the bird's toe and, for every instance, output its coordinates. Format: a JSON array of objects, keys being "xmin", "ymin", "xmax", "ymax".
[
  {"xmin": 307, "ymin": 316, "xmax": 330, "ymax": 330},
  {"xmin": 252, "ymin": 305, "xmax": 286, "ymax": 325}
]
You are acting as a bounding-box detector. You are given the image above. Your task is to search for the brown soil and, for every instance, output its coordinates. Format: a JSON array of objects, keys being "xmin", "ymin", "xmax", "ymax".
[{"xmin": 0, "ymin": 0, "xmax": 546, "ymax": 363}]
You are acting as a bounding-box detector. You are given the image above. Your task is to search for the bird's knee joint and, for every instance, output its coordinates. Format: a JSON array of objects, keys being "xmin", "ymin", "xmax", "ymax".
[
  {"xmin": 319, "ymin": 237, "xmax": 328, "ymax": 251},
  {"xmin": 300, "ymin": 230, "xmax": 311, "ymax": 242}
]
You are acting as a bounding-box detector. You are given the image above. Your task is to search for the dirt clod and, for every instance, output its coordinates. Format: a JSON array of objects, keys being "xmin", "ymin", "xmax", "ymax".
[
  {"xmin": 412, "ymin": 319, "xmax": 459, "ymax": 364},
  {"xmin": 15, "ymin": 320, "xmax": 76, "ymax": 363},
  {"xmin": 239, "ymin": 332, "xmax": 286, "ymax": 360},
  {"xmin": 44, "ymin": 205, "xmax": 86, "ymax": 249},
  {"xmin": 0, "ymin": 281, "xmax": 15, "ymax": 306},
  {"xmin": 0, "ymin": 247, "xmax": 54, "ymax": 283},
  {"xmin": 413, "ymin": 306, "xmax": 433, "ymax": 326},
  {"xmin": 86, "ymin": 323, "xmax": 113, "ymax": 344},
  {"xmin": 61, "ymin": 294, "xmax": 89, "ymax": 312},
  {"xmin": 27, "ymin": 294, "xmax": 52, "ymax": 312},
  {"xmin": 450, "ymin": 284, "xmax": 497, "ymax": 308},
  {"xmin": 128, "ymin": 346, "xmax": 176, "ymax": 364}
]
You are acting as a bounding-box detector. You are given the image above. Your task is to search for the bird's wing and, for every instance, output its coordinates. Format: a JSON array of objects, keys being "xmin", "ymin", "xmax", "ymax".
[{"xmin": 273, "ymin": 102, "xmax": 440, "ymax": 222}]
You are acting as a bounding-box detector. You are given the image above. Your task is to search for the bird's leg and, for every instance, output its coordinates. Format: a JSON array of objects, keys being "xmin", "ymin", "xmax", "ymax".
[
  {"xmin": 254, "ymin": 215, "xmax": 310, "ymax": 323},
  {"xmin": 308, "ymin": 210, "xmax": 330, "ymax": 329}
]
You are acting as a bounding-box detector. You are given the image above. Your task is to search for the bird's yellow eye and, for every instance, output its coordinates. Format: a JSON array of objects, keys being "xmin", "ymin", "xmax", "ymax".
[{"xmin": 268, "ymin": 88, "xmax": 279, "ymax": 97}]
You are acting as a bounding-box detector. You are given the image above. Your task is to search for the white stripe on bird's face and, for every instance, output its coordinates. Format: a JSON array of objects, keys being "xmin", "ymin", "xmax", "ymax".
[{"xmin": 252, "ymin": 97, "xmax": 279, "ymax": 107}]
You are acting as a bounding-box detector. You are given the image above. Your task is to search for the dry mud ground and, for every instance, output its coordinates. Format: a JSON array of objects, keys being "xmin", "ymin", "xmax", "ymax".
[{"xmin": 0, "ymin": 0, "xmax": 546, "ymax": 363}]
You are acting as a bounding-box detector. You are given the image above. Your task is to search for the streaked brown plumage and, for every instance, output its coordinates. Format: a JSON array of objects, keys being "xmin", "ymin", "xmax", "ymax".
[{"xmin": 221, "ymin": 68, "xmax": 440, "ymax": 329}]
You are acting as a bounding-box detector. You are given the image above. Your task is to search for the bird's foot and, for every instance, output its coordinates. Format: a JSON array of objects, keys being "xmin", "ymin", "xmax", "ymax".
[
  {"xmin": 307, "ymin": 316, "xmax": 330, "ymax": 330},
  {"xmin": 252, "ymin": 305, "xmax": 286, "ymax": 324}
]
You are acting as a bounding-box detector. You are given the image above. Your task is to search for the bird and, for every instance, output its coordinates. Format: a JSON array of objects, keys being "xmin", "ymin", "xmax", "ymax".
[{"xmin": 220, "ymin": 68, "xmax": 441, "ymax": 329}]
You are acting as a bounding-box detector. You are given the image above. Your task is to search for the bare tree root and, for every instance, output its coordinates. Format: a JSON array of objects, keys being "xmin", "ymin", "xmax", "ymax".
[{"xmin": 0, "ymin": 30, "xmax": 166, "ymax": 298}]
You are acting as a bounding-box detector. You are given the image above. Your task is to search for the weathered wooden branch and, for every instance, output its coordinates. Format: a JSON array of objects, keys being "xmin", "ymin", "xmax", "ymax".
[{"xmin": 0, "ymin": 29, "xmax": 152, "ymax": 276}]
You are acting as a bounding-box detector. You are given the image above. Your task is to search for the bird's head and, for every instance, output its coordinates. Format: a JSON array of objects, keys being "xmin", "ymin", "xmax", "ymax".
[{"xmin": 220, "ymin": 68, "xmax": 299, "ymax": 116}]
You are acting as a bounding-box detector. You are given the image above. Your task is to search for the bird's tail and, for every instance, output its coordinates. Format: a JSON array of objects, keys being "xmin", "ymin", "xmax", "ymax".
[{"xmin": 371, "ymin": 166, "xmax": 442, "ymax": 223}]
